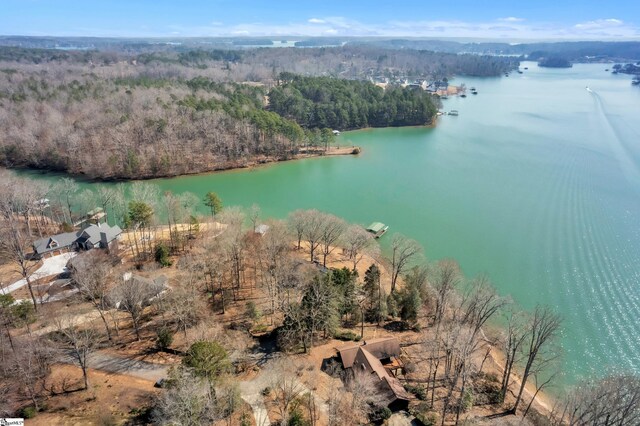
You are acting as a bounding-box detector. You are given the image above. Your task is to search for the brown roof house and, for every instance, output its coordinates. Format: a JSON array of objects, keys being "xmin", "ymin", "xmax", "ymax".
[{"xmin": 336, "ymin": 337, "xmax": 411, "ymax": 411}]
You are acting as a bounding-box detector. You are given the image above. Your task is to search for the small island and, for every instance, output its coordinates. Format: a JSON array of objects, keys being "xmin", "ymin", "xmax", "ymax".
[{"xmin": 538, "ymin": 56, "xmax": 573, "ymax": 68}]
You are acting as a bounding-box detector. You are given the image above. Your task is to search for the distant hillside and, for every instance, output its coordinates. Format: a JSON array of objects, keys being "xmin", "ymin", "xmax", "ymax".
[{"xmin": 2, "ymin": 36, "xmax": 638, "ymax": 63}]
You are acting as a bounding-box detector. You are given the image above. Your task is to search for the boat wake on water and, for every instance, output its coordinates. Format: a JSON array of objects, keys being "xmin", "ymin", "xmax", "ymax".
[{"xmin": 590, "ymin": 90, "xmax": 640, "ymax": 186}]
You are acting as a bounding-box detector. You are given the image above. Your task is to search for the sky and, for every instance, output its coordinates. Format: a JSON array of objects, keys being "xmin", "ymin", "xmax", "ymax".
[{"xmin": 1, "ymin": 0, "xmax": 639, "ymax": 41}]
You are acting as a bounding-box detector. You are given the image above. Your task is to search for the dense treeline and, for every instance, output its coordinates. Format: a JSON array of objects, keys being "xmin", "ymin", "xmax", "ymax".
[
  {"xmin": 0, "ymin": 43, "xmax": 512, "ymax": 180},
  {"xmin": 537, "ymin": 56, "xmax": 573, "ymax": 68},
  {"xmin": 0, "ymin": 44, "xmax": 518, "ymax": 79},
  {"xmin": 363, "ymin": 39, "xmax": 640, "ymax": 62},
  {"xmin": 269, "ymin": 74, "xmax": 438, "ymax": 129},
  {"xmin": 0, "ymin": 68, "xmax": 305, "ymax": 179},
  {"xmin": 2, "ymin": 36, "xmax": 639, "ymax": 64}
]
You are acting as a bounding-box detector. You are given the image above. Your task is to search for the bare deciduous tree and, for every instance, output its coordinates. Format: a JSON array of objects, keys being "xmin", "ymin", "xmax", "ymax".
[
  {"xmin": 319, "ymin": 213, "xmax": 346, "ymax": 267},
  {"xmin": 512, "ymin": 305, "xmax": 563, "ymax": 414},
  {"xmin": 389, "ymin": 233, "xmax": 422, "ymax": 294},
  {"xmin": 301, "ymin": 210, "xmax": 324, "ymax": 262},
  {"xmin": 153, "ymin": 367, "xmax": 238, "ymax": 426},
  {"xmin": 8, "ymin": 337, "xmax": 55, "ymax": 410},
  {"xmin": 162, "ymin": 284, "xmax": 205, "ymax": 337},
  {"xmin": 550, "ymin": 374, "xmax": 640, "ymax": 426},
  {"xmin": 342, "ymin": 224, "xmax": 377, "ymax": 270},
  {"xmin": 287, "ymin": 210, "xmax": 307, "ymax": 250},
  {"xmin": 0, "ymin": 214, "xmax": 40, "ymax": 310},
  {"xmin": 71, "ymin": 251, "xmax": 115, "ymax": 341},
  {"xmin": 109, "ymin": 275, "xmax": 161, "ymax": 341},
  {"xmin": 268, "ymin": 359, "xmax": 307, "ymax": 425},
  {"xmin": 53, "ymin": 316, "xmax": 101, "ymax": 390}
]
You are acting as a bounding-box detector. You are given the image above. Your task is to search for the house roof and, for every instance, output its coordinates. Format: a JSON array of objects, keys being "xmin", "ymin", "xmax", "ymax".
[
  {"xmin": 33, "ymin": 223, "xmax": 122, "ymax": 255},
  {"xmin": 353, "ymin": 347, "xmax": 388, "ymax": 380},
  {"xmin": 86, "ymin": 207, "xmax": 104, "ymax": 217},
  {"xmin": 80, "ymin": 223, "xmax": 122, "ymax": 245},
  {"xmin": 33, "ymin": 232, "xmax": 79, "ymax": 255},
  {"xmin": 338, "ymin": 337, "xmax": 410, "ymax": 405},
  {"xmin": 337, "ymin": 343, "xmax": 360, "ymax": 369},
  {"xmin": 381, "ymin": 375, "xmax": 412, "ymax": 402},
  {"xmin": 255, "ymin": 224, "xmax": 270, "ymax": 235},
  {"xmin": 107, "ymin": 274, "xmax": 169, "ymax": 309},
  {"xmin": 337, "ymin": 337, "xmax": 401, "ymax": 369},
  {"xmin": 362, "ymin": 337, "xmax": 401, "ymax": 359},
  {"xmin": 366, "ymin": 222, "xmax": 387, "ymax": 233}
]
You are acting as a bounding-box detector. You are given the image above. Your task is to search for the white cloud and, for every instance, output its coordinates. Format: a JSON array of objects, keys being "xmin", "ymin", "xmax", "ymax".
[
  {"xmin": 68, "ymin": 16, "xmax": 639, "ymax": 40},
  {"xmin": 499, "ymin": 17, "xmax": 525, "ymax": 22},
  {"xmin": 574, "ymin": 18, "xmax": 624, "ymax": 30}
]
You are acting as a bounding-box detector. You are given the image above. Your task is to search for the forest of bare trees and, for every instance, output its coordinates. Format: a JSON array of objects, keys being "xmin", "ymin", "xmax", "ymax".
[
  {"xmin": 0, "ymin": 43, "xmax": 519, "ymax": 180},
  {"xmin": 1, "ymin": 171, "xmax": 637, "ymax": 425}
]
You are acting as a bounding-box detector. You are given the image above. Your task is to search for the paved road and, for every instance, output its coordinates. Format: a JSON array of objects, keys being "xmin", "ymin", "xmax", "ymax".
[{"xmin": 1, "ymin": 252, "xmax": 76, "ymax": 294}]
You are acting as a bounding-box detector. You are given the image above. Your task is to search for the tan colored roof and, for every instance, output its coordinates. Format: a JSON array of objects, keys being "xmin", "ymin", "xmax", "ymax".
[
  {"xmin": 381, "ymin": 376, "xmax": 411, "ymax": 401},
  {"xmin": 337, "ymin": 337, "xmax": 401, "ymax": 369},
  {"xmin": 337, "ymin": 337, "xmax": 409, "ymax": 404},
  {"xmin": 362, "ymin": 337, "xmax": 401, "ymax": 359},
  {"xmin": 337, "ymin": 344, "xmax": 360, "ymax": 369},
  {"xmin": 353, "ymin": 347, "xmax": 387, "ymax": 380}
]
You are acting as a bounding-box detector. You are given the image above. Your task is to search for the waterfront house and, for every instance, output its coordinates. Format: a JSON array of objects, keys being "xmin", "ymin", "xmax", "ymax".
[
  {"xmin": 33, "ymin": 223, "xmax": 122, "ymax": 258},
  {"xmin": 336, "ymin": 337, "xmax": 410, "ymax": 410}
]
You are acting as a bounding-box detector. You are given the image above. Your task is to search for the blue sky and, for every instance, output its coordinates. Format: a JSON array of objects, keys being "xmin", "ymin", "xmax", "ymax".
[{"xmin": 1, "ymin": 0, "xmax": 639, "ymax": 40}]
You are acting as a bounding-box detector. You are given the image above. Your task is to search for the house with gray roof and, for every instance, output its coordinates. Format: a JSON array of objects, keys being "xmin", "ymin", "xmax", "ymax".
[{"xmin": 33, "ymin": 223, "xmax": 122, "ymax": 258}]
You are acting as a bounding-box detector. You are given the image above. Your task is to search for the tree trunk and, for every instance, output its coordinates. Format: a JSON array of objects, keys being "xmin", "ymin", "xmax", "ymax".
[
  {"xmin": 132, "ymin": 315, "xmax": 141, "ymax": 341},
  {"xmin": 25, "ymin": 275, "xmax": 38, "ymax": 313},
  {"xmin": 512, "ymin": 360, "xmax": 533, "ymax": 413},
  {"xmin": 82, "ymin": 365, "xmax": 89, "ymax": 390},
  {"xmin": 97, "ymin": 308, "xmax": 112, "ymax": 342}
]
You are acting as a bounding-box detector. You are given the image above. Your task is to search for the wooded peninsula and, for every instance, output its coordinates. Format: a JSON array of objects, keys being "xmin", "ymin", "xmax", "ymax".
[{"xmin": 0, "ymin": 45, "xmax": 517, "ymax": 180}]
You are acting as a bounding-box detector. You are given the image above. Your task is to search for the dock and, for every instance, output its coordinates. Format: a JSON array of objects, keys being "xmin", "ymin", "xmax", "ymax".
[{"xmin": 366, "ymin": 222, "xmax": 389, "ymax": 238}]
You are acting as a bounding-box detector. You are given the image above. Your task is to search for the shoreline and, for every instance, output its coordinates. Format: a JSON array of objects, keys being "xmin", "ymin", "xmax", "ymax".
[
  {"xmin": 5, "ymin": 145, "xmax": 361, "ymax": 183},
  {"xmin": 486, "ymin": 344, "xmax": 556, "ymax": 417},
  {"xmin": 7, "ymin": 120, "xmax": 440, "ymax": 184}
]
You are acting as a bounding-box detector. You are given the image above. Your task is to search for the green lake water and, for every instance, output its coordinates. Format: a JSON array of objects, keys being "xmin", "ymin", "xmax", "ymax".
[{"xmin": 17, "ymin": 62, "xmax": 640, "ymax": 384}]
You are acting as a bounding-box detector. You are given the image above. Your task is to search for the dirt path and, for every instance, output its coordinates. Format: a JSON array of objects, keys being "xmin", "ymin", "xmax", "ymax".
[
  {"xmin": 239, "ymin": 376, "xmax": 272, "ymax": 426},
  {"xmin": 32, "ymin": 309, "xmax": 103, "ymax": 336},
  {"xmin": 60, "ymin": 350, "xmax": 169, "ymax": 382}
]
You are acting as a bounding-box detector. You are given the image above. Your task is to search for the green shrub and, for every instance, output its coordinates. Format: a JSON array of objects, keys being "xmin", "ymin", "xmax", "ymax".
[
  {"xmin": 245, "ymin": 301, "xmax": 261, "ymax": 322},
  {"xmin": 20, "ymin": 406, "xmax": 37, "ymax": 419},
  {"xmin": 404, "ymin": 383, "xmax": 427, "ymax": 400},
  {"xmin": 12, "ymin": 300, "xmax": 36, "ymax": 328},
  {"xmin": 154, "ymin": 243, "xmax": 172, "ymax": 267},
  {"xmin": 288, "ymin": 406, "xmax": 310, "ymax": 426},
  {"xmin": 412, "ymin": 408, "xmax": 439, "ymax": 426},
  {"xmin": 462, "ymin": 389, "xmax": 474, "ymax": 412},
  {"xmin": 156, "ymin": 327, "xmax": 173, "ymax": 350},
  {"xmin": 251, "ymin": 324, "xmax": 269, "ymax": 333},
  {"xmin": 183, "ymin": 340, "xmax": 230, "ymax": 381},
  {"xmin": 333, "ymin": 330, "xmax": 361, "ymax": 341},
  {"xmin": 371, "ymin": 406, "xmax": 392, "ymax": 421}
]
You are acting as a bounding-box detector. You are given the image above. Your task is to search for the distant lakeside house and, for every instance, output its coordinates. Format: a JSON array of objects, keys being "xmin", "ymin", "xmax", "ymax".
[{"xmin": 33, "ymin": 223, "xmax": 123, "ymax": 258}]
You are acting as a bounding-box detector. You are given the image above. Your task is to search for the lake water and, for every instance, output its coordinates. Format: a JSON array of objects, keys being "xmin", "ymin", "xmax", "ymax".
[{"xmin": 18, "ymin": 62, "xmax": 640, "ymax": 384}]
